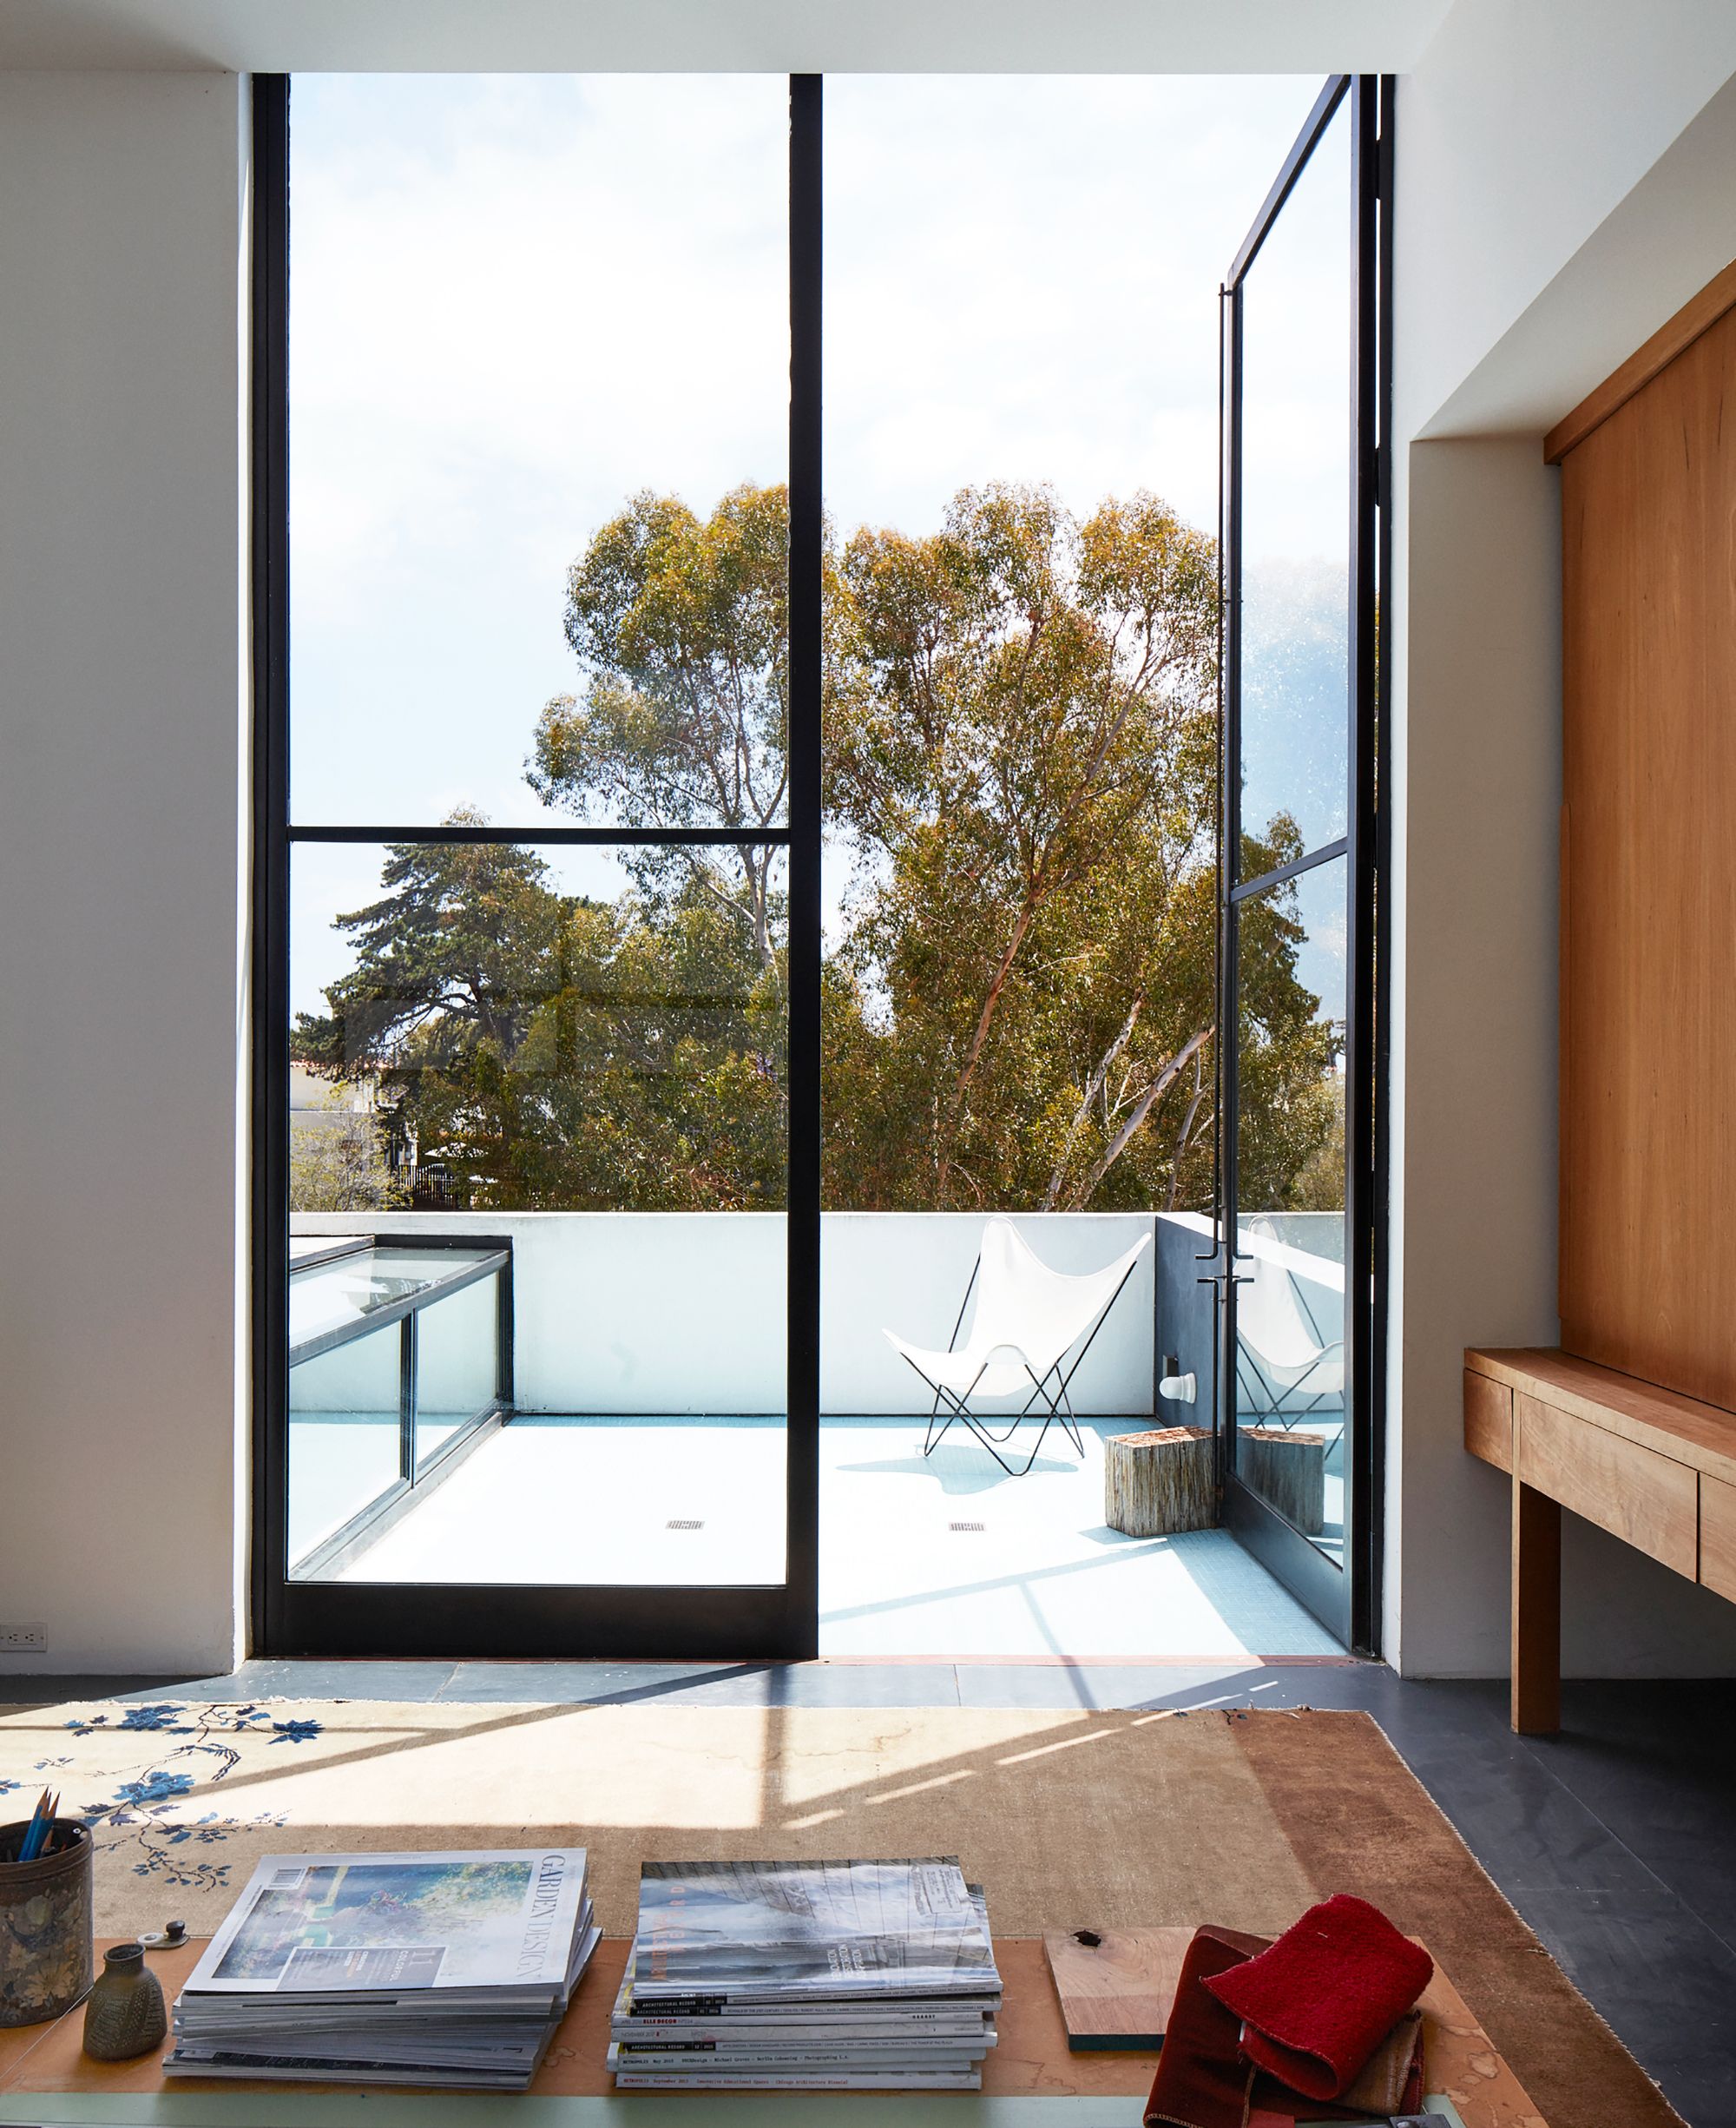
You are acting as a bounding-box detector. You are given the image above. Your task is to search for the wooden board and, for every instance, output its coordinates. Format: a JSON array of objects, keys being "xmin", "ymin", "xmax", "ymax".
[
  {"xmin": 1546, "ymin": 254, "xmax": 1736, "ymax": 461},
  {"xmin": 1516, "ymin": 1393, "xmax": 1697, "ymax": 1578},
  {"xmin": 1701, "ymin": 1472, "xmax": 1736, "ymax": 1604},
  {"xmin": 0, "ymin": 1934, "xmax": 1549, "ymax": 2122},
  {"xmin": 1463, "ymin": 1367, "xmax": 1513, "ymax": 1472},
  {"xmin": 1467, "ymin": 1347, "xmax": 1736, "ymax": 1488},
  {"xmin": 1557, "ymin": 299, "xmax": 1736, "ymax": 1411},
  {"xmin": 1041, "ymin": 1928, "xmax": 1186, "ymax": 2050}
]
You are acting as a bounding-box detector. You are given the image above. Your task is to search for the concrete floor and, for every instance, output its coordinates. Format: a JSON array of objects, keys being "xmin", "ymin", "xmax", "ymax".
[
  {"xmin": 307, "ymin": 1414, "xmax": 1339, "ymax": 1660},
  {"xmin": 5, "ymin": 1660, "xmax": 1733, "ymax": 2126}
]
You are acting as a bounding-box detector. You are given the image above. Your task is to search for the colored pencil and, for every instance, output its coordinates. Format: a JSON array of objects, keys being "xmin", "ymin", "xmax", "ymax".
[{"xmin": 16, "ymin": 1786, "xmax": 58, "ymax": 1861}]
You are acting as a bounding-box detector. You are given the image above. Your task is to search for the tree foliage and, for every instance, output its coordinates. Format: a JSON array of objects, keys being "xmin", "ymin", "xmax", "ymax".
[{"xmin": 294, "ymin": 481, "xmax": 1342, "ymax": 1218}]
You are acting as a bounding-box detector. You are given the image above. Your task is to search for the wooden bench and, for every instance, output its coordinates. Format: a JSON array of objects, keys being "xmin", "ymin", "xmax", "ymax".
[
  {"xmin": 0, "ymin": 1933, "xmax": 1546, "ymax": 2124},
  {"xmin": 1464, "ymin": 1347, "xmax": 1736, "ymax": 1731}
]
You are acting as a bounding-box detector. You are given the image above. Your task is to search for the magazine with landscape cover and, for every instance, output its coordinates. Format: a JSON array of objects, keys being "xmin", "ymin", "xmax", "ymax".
[
  {"xmin": 167, "ymin": 1849, "xmax": 598, "ymax": 2090},
  {"xmin": 181, "ymin": 1850, "xmax": 593, "ymax": 2006},
  {"xmin": 632, "ymin": 1858, "xmax": 1000, "ymax": 2005}
]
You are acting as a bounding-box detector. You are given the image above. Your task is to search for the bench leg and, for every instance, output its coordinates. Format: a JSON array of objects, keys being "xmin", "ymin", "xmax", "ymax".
[{"xmin": 1511, "ymin": 1479, "xmax": 1562, "ymax": 1734}]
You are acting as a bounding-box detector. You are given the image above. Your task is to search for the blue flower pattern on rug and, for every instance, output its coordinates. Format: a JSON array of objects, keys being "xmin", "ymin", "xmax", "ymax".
[{"xmin": 57, "ymin": 1703, "xmax": 325, "ymax": 1892}]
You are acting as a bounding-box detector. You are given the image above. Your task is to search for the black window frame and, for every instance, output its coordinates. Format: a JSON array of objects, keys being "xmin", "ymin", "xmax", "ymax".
[
  {"xmin": 252, "ymin": 68, "xmax": 1392, "ymax": 1663},
  {"xmin": 250, "ymin": 72, "xmax": 824, "ymax": 1659},
  {"xmin": 1214, "ymin": 73, "xmax": 1393, "ymax": 1655}
]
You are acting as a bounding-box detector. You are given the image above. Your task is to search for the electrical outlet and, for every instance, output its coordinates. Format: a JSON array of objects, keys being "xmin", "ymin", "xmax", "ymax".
[{"xmin": 0, "ymin": 1622, "xmax": 48, "ymax": 1654}]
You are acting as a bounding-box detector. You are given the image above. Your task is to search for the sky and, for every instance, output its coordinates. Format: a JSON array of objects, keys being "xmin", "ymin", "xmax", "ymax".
[{"xmin": 287, "ymin": 72, "xmax": 1344, "ymax": 1017}]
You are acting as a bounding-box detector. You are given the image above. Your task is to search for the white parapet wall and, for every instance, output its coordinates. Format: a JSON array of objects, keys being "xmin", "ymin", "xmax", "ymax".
[{"xmin": 290, "ymin": 1211, "xmax": 1161, "ymax": 1417}]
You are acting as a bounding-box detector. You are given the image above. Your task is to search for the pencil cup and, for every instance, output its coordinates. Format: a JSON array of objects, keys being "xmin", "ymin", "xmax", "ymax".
[{"xmin": 0, "ymin": 1821, "xmax": 94, "ymax": 2026}]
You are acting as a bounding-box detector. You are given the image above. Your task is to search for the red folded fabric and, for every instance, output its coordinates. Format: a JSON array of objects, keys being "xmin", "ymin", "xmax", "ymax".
[
  {"xmin": 1144, "ymin": 1925, "xmax": 1271, "ymax": 2128},
  {"xmin": 1202, "ymin": 1894, "xmax": 1433, "ymax": 2102}
]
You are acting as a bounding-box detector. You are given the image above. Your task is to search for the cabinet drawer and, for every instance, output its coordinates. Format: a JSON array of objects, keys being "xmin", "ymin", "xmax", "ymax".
[
  {"xmin": 1463, "ymin": 1370, "xmax": 1513, "ymax": 1471},
  {"xmin": 1516, "ymin": 1393, "xmax": 1697, "ymax": 1577},
  {"xmin": 1703, "ymin": 1474, "xmax": 1736, "ymax": 1602}
]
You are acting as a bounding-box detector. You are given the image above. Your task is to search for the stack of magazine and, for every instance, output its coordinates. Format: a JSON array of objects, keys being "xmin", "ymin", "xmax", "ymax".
[
  {"xmin": 163, "ymin": 1848, "xmax": 600, "ymax": 2089},
  {"xmin": 609, "ymin": 1857, "xmax": 1002, "ymax": 2090}
]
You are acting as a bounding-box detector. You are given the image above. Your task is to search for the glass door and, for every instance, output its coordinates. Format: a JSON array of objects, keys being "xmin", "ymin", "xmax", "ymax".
[
  {"xmin": 253, "ymin": 75, "xmax": 823, "ymax": 1658},
  {"xmin": 1216, "ymin": 76, "xmax": 1389, "ymax": 1646}
]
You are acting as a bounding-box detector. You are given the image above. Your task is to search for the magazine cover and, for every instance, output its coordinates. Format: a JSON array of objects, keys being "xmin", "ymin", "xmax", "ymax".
[
  {"xmin": 635, "ymin": 1860, "xmax": 998, "ymax": 1999},
  {"xmin": 184, "ymin": 1849, "xmax": 589, "ymax": 1995}
]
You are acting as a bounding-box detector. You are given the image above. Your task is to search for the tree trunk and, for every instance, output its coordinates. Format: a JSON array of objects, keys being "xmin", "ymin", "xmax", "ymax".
[{"xmin": 1104, "ymin": 1426, "xmax": 1213, "ymax": 1537}]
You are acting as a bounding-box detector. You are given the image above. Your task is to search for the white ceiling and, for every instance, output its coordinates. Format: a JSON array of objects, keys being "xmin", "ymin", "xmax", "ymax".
[{"xmin": 0, "ymin": 0, "xmax": 1455, "ymax": 74}]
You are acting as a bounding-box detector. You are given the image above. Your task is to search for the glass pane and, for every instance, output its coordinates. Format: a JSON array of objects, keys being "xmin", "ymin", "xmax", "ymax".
[
  {"xmin": 289, "ymin": 838, "xmax": 786, "ymax": 1586},
  {"xmin": 288, "ymin": 1326, "xmax": 402, "ymax": 1571},
  {"xmin": 1238, "ymin": 97, "xmax": 1351, "ymax": 871},
  {"xmin": 810, "ymin": 76, "xmax": 1329, "ymax": 1664},
  {"xmin": 415, "ymin": 1268, "xmax": 502, "ymax": 1468},
  {"xmin": 289, "ymin": 76, "xmax": 788, "ymax": 833},
  {"xmin": 1234, "ymin": 856, "xmax": 1346, "ymax": 1560},
  {"xmin": 288, "ymin": 1245, "xmax": 498, "ymax": 1358}
]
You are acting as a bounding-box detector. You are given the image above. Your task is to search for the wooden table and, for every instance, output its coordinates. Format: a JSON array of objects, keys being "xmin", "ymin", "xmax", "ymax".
[
  {"xmin": 1465, "ymin": 1345, "xmax": 1736, "ymax": 1732},
  {"xmin": 0, "ymin": 1934, "xmax": 1543, "ymax": 2125}
]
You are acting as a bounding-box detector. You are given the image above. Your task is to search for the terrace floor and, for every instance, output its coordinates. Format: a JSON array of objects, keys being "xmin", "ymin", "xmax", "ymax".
[{"xmin": 315, "ymin": 1414, "xmax": 1340, "ymax": 1661}]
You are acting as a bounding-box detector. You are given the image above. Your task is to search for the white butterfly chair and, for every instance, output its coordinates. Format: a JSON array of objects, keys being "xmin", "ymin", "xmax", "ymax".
[
  {"xmin": 1233, "ymin": 1236, "xmax": 1345, "ymax": 1426},
  {"xmin": 884, "ymin": 1218, "xmax": 1152, "ymax": 1477}
]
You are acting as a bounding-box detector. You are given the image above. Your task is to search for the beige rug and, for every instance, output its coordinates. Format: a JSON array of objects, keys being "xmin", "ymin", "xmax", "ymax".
[{"xmin": 0, "ymin": 1696, "xmax": 1684, "ymax": 2126}]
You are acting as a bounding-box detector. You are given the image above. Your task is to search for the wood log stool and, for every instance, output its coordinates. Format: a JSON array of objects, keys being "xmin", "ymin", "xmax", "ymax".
[
  {"xmin": 1238, "ymin": 1426, "xmax": 1326, "ymax": 1533},
  {"xmin": 1104, "ymin": 1426, "xmax": 1213, "ymax": 1537}
]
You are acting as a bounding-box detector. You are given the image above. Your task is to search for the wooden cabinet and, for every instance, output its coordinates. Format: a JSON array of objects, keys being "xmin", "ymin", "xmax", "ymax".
[
  {"xmin": 1466, "ymin": 267, "xmax": 1736, "ymax": 1729},
  {"xmin": 1463, "ymin": 1368, "xmax": 1512, "ymax": 1472},
  {"xmin": 1555, "ymin": 287, "xmax": 1736, "ymax": 1411},
  {"xmin": 1514, "ymin": 1393, "xmax": 1696, "ymax": 1578},
  {"xmin": 1702, "ymin": 1475, "xmax": 1736, "ymax": 1605},
  {"xmin": 1465, "ymin": 1348, "xmax": 1736, "ymax": 1729}
]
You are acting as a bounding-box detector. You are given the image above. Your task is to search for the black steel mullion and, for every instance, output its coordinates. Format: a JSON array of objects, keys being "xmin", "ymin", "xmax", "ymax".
[
  {"xmin": 785, "ymin": 72, "xmax": 823, "ymax": 1661},
  {"xmin": 1229, "ymin": 835, "xmax": 1350, "ymax": 905},
  {"xmin": 287, "ymin": 824, "xmax": 790, "ymax": 847},
  {"xmin": 400, "ymin": 1312, "xmax": 418, "ymax": 1485},
  {"xmin": 1226, "ymin": 75, "xmax": 1350, "ymax": 290},
  {"xmin": 250, "ymin": 75, "xmax": 292, "ymax": 1657},
  {"xmin": 1219, "ymin": 274, "xmax": 1246, "ymax": 1495},
  {"xmin": 1355, "ymin": 76, "xmax": 1396, "ymax": 1659},
  {"xmin": 1341, "ymin": 76, "xmax": 1380, "ymax": 1655}
]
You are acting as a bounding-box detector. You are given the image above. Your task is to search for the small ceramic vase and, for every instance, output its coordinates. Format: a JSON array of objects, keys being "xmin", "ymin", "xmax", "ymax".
[{"xmin": 82, "ymin": 1942, "xmax": 167, "ymax": 2060}]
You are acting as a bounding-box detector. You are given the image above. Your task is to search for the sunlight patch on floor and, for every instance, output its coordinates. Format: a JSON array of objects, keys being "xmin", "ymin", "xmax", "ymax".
[{"xmin": 320, "ymin": 1414, "xmax": 1339, "ymax": 1660}]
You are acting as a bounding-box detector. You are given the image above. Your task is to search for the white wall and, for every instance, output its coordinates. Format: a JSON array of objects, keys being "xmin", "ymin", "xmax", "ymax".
[
  {"xmin": 1388, "ymin": 2, "xmax": 1736, "ymax": 1672},
  {"xmin": 0, "ymin": 73, "xmax": 248, "ymax": 1676},
  {"xmin": 290, "ymin": 1213, "xmax": 1159, "ymax": 1418}
]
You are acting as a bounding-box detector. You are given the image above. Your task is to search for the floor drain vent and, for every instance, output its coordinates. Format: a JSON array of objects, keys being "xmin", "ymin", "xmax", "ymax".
[
  {"xmin": 949, "ymin": 1520, "xmax": 985, "ymax": 1532},
  {"xmin": 667, "ymin": 1518, "xmax": 704, "ymax": 1531}
]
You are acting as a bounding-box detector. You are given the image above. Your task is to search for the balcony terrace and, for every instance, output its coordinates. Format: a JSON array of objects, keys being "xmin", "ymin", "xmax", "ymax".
[{"xmin": 286, "ymin": 1212, "xmax": 1344, "ymax": 1662}]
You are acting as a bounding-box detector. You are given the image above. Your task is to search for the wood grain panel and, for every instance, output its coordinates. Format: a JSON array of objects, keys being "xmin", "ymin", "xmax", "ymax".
[
  {"xmin": 1558, "ymin": 299, "xmax": 1736, "ymax": 1411},
  {"xmin": 1464, "ymin": 1367, "xmax": 1514, "ymax": 1471},
  {"xmin": 1702, "ymin": 1473, "xmax": 1736, "ymax": 1604},
  {"xmin": 1516, "ymin": 1393, "xmax": 1697, "ymax": 1578},
  {"xmin": 1545, "ymin": 254, "xmax": 1736, "ymax": 460},
  {"xmin": 1466, "ymin": 1347, "xmax": 1736, "ymax": 1486}
]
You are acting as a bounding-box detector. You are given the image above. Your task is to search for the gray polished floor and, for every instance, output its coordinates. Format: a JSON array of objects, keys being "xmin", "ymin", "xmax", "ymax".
[{"xmin": 4, "ymin": 1659, "xmax": 1731, "ymax": 2126}]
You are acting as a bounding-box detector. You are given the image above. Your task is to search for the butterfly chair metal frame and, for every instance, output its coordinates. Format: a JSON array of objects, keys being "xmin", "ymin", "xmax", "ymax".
[
  {"xmin": 1232, "ymin": 1240, "xmax": 1345, "ymax": 1431},
  {"xmin": 885, "ymin": 1221, "xmax": 1152, "ymax": 1478}
]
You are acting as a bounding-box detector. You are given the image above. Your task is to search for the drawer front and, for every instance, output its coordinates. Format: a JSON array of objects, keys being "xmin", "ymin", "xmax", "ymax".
[
  {"xmin": 1703, "ymin": 1474, "xmax": 1736, "ymax": 1602},
  {"xmin": 1516, "ymin": 1393, "xmax": 1697, "ymax": 1578},
  {"xmin": 1463, "ymin": 1370, "xmax": 1513, "ymax": 1471}
]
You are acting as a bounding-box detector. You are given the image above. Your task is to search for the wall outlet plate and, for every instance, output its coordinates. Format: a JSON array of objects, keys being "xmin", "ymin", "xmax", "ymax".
[{"xmin": 0, "ymin": 1621, "xmax": 49, "ymax": 1653}]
